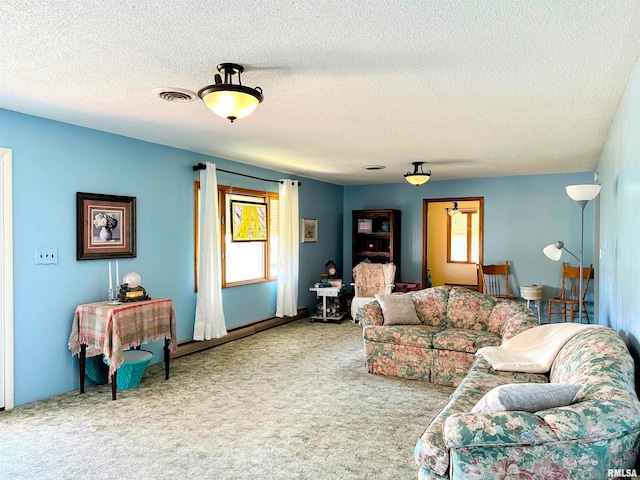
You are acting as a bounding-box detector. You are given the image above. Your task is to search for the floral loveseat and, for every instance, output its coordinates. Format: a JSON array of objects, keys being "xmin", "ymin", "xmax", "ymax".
[
  {"xmin": 414, "ymin": 326, "xmax": 640, "ymax": 479},
  {"xmin": 356, "ymin": 286, "xmax": 539, "ymax": 386}
]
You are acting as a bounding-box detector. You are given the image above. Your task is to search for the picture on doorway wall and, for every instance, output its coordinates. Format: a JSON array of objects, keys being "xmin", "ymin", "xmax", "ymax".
[
  {"xmin": 76, "ymin": 192, "xmax": 137, "ymax": 260},
  {"xmin": 302, "ymin": 218, "xmax": 318, "ymax": 243}
]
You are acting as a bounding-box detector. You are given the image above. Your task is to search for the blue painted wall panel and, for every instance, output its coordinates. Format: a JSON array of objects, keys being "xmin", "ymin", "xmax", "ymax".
[
  {"xmin": 0, "ymin": 108, "xmax": 343, "ymax": 405},
  {"xmin": 343, "ymin": 172, "xmax": 596, "ymax": 316},
  {"xmin": 596, "ymin": 55, "xmax": 640, "ymax": 389}
]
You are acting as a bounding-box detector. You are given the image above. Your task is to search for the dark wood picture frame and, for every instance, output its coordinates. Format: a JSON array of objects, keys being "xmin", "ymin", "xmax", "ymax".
[{"xmin": 77, "ymin": 192, "xmax": 137, "ymax": 260}]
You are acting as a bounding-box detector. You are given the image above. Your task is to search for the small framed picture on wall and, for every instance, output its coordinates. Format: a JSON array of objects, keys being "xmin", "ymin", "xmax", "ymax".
[
  {"xmin": 77, "ymin": 192, "xmax": 137, "ymax": 260},
  {"xmin": 301, "ymin": 218, "xmax": 318, "ymax": 243}
]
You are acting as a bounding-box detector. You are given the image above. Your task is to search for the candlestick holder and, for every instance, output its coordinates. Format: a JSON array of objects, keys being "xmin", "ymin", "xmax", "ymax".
[{"xmin": 107, "ymin": 288, "xmax": 121, "ymax": 305}]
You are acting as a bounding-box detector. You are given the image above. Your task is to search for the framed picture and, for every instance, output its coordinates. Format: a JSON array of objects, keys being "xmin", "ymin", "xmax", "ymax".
[
  {"xmin": 302, "ymin": 218, "xmax": 318, "ymax": 243},
  {"xmin": 77, "ymin": 192, "xmax": 136, "ymax": 260},
  {"xmin": 230, "ymin": 200, "xmax": 267, "ymax": 241},
  {"xmin": 357, "ymin": 218, "xmax": 373, "ymax": 234}
]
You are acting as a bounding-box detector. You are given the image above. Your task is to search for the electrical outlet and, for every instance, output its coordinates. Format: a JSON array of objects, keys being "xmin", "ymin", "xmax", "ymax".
[{"xmin": 35, "ymin": 248, "xmax": 58, "ymax": 265}]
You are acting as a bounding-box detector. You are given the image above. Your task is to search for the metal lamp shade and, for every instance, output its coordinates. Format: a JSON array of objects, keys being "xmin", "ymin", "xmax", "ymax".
[
  {"xmin": 543, "ymin": 243, "xmax": 563, "ymax": 261},
  {"xmin": 566, "ymin": 184, "xmax": 602, "ymax": 202}
]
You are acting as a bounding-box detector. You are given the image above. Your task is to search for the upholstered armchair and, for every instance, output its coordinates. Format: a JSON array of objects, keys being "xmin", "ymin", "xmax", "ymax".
[{"xmin": 350, "ymin": 261, "xmax": 396, "ymax": 320}]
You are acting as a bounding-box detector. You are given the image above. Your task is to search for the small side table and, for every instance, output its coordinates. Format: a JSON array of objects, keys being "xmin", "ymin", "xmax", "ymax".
[
  {"xmin": 520, "ymin": 285, "xmax": 543, "ymax": 320},
  {"xmin": 68, "ymin": 298, "xmax": 177, "ymax": 400},
  {"xmin": 309, "ymin": 287, "xmax": 347, "ymax": 323}
]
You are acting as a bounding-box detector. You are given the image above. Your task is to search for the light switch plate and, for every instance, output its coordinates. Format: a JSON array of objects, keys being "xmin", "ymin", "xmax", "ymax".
[{"xmin": 35, "ymin": 248, "xmax": 58, "ymax": 265}]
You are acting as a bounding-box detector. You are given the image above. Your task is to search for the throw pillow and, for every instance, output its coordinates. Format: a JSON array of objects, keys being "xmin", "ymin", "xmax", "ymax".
[
  {"xmin": 375, "ymin": 292, "xmax": 421, "ymax": 326},
  {"xmin": 471, "ymin": 383, "xmax": 580, "ymax": 414}
]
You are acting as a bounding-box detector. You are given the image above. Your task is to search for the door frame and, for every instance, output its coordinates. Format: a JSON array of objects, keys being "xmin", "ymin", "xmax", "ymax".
[
  {"xmin": 1, "ymin": 147, "xmax": 14, "ymax": 410},
  {"xmin": 422, "ymin": 197, "xmax": 484, "ymax": 289}
]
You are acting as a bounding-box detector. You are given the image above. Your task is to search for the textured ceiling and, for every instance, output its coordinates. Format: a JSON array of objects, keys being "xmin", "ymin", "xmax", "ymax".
[{"xmin": 2, "ymin": 1, "xmax": 640, "ymax": 185}]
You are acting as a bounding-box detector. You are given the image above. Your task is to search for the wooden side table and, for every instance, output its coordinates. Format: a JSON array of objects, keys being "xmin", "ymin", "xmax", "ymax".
[{"xmin": 68, "ymin": 298, "xmax": 177, "ymax": 400}]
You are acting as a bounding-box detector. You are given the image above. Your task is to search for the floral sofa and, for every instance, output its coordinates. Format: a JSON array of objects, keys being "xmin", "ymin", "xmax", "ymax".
[
  {"xmin": 414, "ymin": 326, "xmax": 640, "ymax": 479},
  {"xmin": 356, "ymin": 286, "xmax": 539, "ymax": 387}
]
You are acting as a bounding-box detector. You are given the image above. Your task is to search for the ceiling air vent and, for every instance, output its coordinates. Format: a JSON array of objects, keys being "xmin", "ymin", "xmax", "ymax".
[
  {"xmin": 152, "ymin": 87, "xmax": 197, "ymax": 103},
  {"xmin": 364, "ymin": 165, "xmax": 386, "ymax": 170}
]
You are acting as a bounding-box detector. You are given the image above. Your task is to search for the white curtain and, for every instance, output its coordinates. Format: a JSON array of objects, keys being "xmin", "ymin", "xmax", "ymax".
[
  {"xmin": 193, "ymin": 163, "xmax": 227, "ymax": 340},
  {"xmin": 276, "ymin": 180, "xmax": 299, "ymax": 317}
]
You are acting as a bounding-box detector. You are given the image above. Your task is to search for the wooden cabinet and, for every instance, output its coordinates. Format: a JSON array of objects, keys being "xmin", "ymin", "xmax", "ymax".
[{"xmin": 352, "ymin": 209, "xmax": 401, "ymax": 279}]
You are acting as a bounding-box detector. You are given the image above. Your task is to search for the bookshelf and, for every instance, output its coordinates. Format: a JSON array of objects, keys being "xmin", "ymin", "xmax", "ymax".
[{"xmin": 352, "ymin": 209, "xmax": 401, "ymax": 279}]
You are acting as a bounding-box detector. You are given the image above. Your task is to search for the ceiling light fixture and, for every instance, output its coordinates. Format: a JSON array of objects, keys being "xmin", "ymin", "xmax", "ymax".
[
  {"xmin": 198, "ymin": 63, "xmax": 264, "ymax": 122},
  {"xmin": 404, "ymin": 162, "xmax": 431, "ymax": 186},
  {"xmin": 446, "ymin": 202, "xmax": 462, "ymax": 216}
]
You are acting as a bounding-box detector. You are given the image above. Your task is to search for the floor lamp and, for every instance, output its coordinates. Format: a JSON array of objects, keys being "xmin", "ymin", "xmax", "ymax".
[{"xmin": 543, "ymin": 184, "xmax": 601, "ymax": 322}]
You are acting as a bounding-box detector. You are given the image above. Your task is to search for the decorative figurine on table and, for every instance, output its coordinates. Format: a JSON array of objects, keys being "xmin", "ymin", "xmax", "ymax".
[{"xmin": 118, "ymin": 271, "xmax": 150, "ymax": 303}]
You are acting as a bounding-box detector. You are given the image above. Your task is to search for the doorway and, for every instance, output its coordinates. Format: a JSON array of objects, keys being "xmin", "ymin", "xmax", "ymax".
[
  {"xmin": 422, "ymin": 197, "xmax": 484, "ymax": 289},
  {"xmin": 0, "ymin": 147, "xmax": 14, "ymax": 410}
]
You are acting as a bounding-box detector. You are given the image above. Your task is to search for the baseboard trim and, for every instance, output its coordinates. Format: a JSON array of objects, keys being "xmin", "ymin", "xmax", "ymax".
[{"xmin": 172, "ymin": 308, "xmax": 309, "ymax": 358}]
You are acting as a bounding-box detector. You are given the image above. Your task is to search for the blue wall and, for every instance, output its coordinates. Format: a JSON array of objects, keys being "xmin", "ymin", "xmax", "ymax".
[
  {"xmin": 596, "ymin": 55, "xmax": 640, "ymax": 388},
  {"xmin": 1, "ymin": 104, "xmax": 608, "ymax": 407},
  {"xmin": 344, "ymin": 172, "xmax": 597, "ymax": 318},
  {"xmin": 0, "ymin": 108, "xmax": 343, "ymax": 406}
]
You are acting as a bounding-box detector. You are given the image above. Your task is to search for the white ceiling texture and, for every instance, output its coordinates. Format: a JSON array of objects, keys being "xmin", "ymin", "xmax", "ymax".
[{"xmin": 2, "ymin": 1, "xmax": 640, "ymax": 185}]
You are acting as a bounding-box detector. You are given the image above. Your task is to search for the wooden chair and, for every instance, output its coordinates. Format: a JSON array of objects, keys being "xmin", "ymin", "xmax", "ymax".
[
  {"xmin": 547, "ymin": 262, "xmax": 593, "ymax": 324},
  {"xmin": 477, "ymin": 261, "xmax": 517, "ymax": 300}
]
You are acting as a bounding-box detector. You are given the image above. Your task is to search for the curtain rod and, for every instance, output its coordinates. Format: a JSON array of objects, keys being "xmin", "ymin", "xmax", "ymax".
[{"xmin": 192, "ymin": 163, "xmax": 301, "ymax": 186}]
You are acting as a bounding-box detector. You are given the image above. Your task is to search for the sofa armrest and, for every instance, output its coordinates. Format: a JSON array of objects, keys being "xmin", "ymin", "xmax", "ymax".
[
  {"xmin": 356, "ymin": 300, "xmax": 384, "ymax": 326},
  {"xmin": 443, "ymin": 411, "xmax": 558, "ymax": 449},
  {"xmin": 537, "ymin": 397, "xmax": 640, "ymax": 442}
]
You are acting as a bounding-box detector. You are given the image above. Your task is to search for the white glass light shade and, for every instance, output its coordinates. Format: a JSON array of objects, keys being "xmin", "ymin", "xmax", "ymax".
[
  {"xmin": 200, "ymin": 89, "xmax": 261, "ymax": 121},
  {"xmin": 543, "ymin": 243, "xmax": 563, "ymax": 261},
  {"xmin": 404, "ymin": 162, "xmax": 431, "ymax": 186},
  {"xmin": 405, "ymin": 174, "xmax": 430, "ymax": 186},
  {"xmin": 566, "ymin": 184, "xmax": 601, "ymax": 202},
  {"xmin": 123, "ymin": 271, "xmax": 141, "ymax": 288}
]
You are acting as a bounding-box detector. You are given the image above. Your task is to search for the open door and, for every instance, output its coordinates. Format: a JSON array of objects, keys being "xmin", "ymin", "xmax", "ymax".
[{"xmin": 422, "ymin": 197, "xmax": 484, "ymax": 289}]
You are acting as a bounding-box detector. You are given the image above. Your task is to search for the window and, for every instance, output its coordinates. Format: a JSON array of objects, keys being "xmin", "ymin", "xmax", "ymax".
[
  {"xmin": 448, "ymin": 210, "xmax": 479, "ymax": 263},
  {"xmin": 269, "ymin": 194, "xmax": 278, "ymax": 277},
  {"xmin": 194, "ymin": 182, "xmax": 278, "ymax": 289}
]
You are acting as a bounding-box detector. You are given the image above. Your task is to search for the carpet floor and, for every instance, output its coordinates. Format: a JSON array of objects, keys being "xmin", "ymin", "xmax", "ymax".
[{"xmin": 0, "ymin": 319, "xmax": 453, "ymax": 480}]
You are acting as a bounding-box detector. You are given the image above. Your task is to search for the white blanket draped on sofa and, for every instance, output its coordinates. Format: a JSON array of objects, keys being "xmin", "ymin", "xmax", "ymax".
[{"xmin": 477, "ymin": 323, "xmax": 604, "ymax": 373}]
